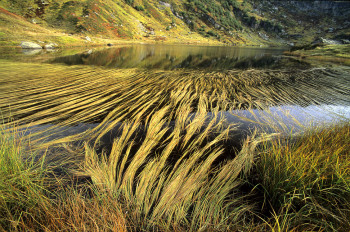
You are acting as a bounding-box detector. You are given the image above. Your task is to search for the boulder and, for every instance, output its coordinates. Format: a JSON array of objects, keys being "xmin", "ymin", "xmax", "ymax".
[
  {"xmin": 258, "ymin": 32, "xmax": 269, "ymax": 41},
  {"xmin": 312, "ymin": 37, "xmax": 342, "ymax": 45},
  {"xmin": 20, "ymin": 41, "xmax": 42, "ymax": 49},
  {"xmin": 85, "ymin": 36, "xmax": 92, "ymax": 42},
  {"xmin": 44, "ymin": 43, "xmax": 58, "ymax": 49},
  {"xmin": 159, "ymin": 1, "xmax": 171, "ymax": 8}
]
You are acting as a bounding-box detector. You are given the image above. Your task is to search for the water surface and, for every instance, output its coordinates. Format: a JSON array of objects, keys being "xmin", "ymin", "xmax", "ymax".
[{"xmin": 0, "ymin": 44, "xmax": 349, "ymax": 145}]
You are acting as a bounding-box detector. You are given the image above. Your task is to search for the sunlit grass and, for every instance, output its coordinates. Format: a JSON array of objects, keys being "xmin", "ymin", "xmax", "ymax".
[
  {"xmin": 0, "ymin": 60, "xmax": 349, "ymax": 146},
  {"xmin": 0, "ymin": 59, "xmax": 350, "ymax": 231}
]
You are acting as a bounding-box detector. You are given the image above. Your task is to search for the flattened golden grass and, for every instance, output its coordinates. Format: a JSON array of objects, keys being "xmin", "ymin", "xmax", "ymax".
[{"xmin": 1, "ymin": 60, "xmax": 350, "ymax": 231}]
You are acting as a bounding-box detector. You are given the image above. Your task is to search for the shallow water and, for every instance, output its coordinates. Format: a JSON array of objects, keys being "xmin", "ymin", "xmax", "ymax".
[{"xmin": 0, "ymin": 44, "xmax": 349, "ymax": 145}]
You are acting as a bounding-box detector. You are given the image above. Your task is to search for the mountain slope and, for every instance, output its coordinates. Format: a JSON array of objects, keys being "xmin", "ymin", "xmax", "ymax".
[{"xmin": 0, "ymin": 0, "xmax": 349, "ymax": 46}]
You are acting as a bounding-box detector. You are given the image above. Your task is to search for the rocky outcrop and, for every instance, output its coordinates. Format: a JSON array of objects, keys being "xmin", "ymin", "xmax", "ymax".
[
  {"xmin": 312, "ymin": 37, "xmax": 342, "ymax": 45},
  {"xmin": 44, "ymin": 43, "xmax": 58, "ymax": 49},
  {"xmin": 20, "ymin": 41, "xmax": 42, "ymax": 49}
]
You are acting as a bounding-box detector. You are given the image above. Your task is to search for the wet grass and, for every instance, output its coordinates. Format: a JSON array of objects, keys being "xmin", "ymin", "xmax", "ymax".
[{"xmin": 0, "ymin": 60, "xmax": 350, "ymax": 231}]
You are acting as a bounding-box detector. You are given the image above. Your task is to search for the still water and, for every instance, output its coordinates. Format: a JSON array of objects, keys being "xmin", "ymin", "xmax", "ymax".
[
  {"xmin": 2, "ymin": 44, "xmax": 294, "ymax": 70},
  {"xmin": 0, "ymin": 44, "xmax": 349, "ymax": 143}
]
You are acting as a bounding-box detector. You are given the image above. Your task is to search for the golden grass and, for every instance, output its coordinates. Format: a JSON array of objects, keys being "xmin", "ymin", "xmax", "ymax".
[
  {"xmin": 1, "ymin": 59, "xmax": 350, "ymax": 231},
  {"xmin": 1, "ymin": 60, "xmax": 349, "ymax": 146}
]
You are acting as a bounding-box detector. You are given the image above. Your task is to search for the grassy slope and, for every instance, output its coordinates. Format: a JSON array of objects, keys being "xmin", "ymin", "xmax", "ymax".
[
  {"xmin": 0, "ymin": 0, "xmax": 296, "ymax": 47},
  {"xmin": 285, "ymin": 44, "xmax": 350, "ymax": 66},
  {"xmin": 0, "ymin": 0, "xmax": 349, "ymax": 48},
  {"xmin": 0, "ymin": 0, "xmax": 231, "ymax": 47}
]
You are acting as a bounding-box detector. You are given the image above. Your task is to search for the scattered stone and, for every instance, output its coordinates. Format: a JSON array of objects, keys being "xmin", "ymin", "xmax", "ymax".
[
  {"xmin": 159, "ymin": 1, "xmax": 171, "ymax": 8},
  {"xmin": 258, "ymin": 32, "xmax": 269, "ymax": 40},
  {"xmin": 327, "ymin": 28, "xmax": 334, "ymax": 33},
  {"xmin": 312, "ymin": 37, "xmax": 342, "ymax": 45},
  {"xmin": 85, "ymin": 36, "xmax": 92, "ymax": 42},
  {"xmin": 31, "ymin": 19, "xmax": 38, "ymax": 24},
  {"xmin": 44, "ymin": 43, "xmax": 58, "ymax": 49},
  {"xmin": 341, "ymin": 39, "xmax": 350, "ymax": 44},
  {"xmin": 20, "ymin": 41, "xmax": 42, "ymax": 49}
]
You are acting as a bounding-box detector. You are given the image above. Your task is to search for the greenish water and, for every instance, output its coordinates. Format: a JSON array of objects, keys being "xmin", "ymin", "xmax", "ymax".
[{"xmin": 1, "ymin": 44, "xmax": 296, "ymax": 70}]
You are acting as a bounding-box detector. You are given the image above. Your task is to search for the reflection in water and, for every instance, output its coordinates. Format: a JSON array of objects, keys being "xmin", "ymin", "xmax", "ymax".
[
  {"xmin": 49, "ymin": 45, "xmax": 302, "ymax": 70},
  {"xmin": 16, "ymin": 104, "xmax": 350, "ymax": 146}
]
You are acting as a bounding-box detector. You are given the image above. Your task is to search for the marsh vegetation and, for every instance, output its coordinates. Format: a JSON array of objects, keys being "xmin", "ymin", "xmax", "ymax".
[{"xmin": 0, "ymin": 46, "xmax": 350, "ymax": 231}]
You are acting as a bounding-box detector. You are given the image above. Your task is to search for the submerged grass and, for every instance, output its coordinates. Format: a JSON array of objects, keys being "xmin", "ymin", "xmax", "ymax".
[
  {"xmin": 0, "ymin": 60, "xmax": 349, "ymax": 145},
  {"xmin": 0, "ymin": 59, "xmax": 350, "ymax": 231}
]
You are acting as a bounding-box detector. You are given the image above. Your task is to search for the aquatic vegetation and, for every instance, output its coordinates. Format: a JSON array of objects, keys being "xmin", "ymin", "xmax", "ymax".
[
  {"xmin": 0, "ymin": 58, "xmax": 350, "ymax": 231},
  {"xmin": 0, "ymin": 60, "xmax": 349, "ymax": 144}
]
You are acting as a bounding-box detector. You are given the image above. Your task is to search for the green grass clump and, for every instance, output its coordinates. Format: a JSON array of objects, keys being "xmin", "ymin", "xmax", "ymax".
[
  {"xmin": 0, "ymin": 124, "xmax": 49, "ymax": 230},
  {"xmin": 0, "ymin": 123, "xmax": 128, "ymax": 231},
  {"xmin": 254, "ymin": 124, "xmax": 350, "ymax": 231}
]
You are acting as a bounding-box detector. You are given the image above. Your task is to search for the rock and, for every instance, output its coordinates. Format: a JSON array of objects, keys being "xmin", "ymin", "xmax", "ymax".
[
  {"xmin": 159, "ymin": 1, "xmax": 171, "ymax": 8},
  {"xmin": 258, "ymin": 32, "xmax": 269, "ymax": 41},
  {"xmin": 22, "ymin": 49, "xmax": 42, "ymax": 55},
  {"xmin": 327, "ymin": 28, "xmax": 334, "ymax": 33},
  {"xmin": 44, "ymin": 43, "xmax": 58, "ymax": 49},
  {"xmin": 107, "ymin": 43, "xmax": 113, "ymax": 46},
  {"xmin": 341, "ymin": 39, "xmax": 350, "ymax": 44},
  {"xmin": 85, "ymin": 36, "xmax": 92, "ymax": 42},
  {"xmin": 312, "ymin": 37, "xmax": 342, "ymax": 45},
  {"xmin": 20, "ymin": 41, "xmax": 42, "ymax": 49},
  {"xmin": 185, "ymin": 19, "xmax": 192, "ymax": 25}
]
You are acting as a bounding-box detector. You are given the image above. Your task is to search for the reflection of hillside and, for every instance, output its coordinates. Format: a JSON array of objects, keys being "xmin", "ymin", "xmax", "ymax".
[{"xmin": 50, "ymin": 45, "xmax": 295, "ymax": 70}]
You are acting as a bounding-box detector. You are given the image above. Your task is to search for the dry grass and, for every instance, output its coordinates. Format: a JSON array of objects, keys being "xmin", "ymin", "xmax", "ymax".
[
  {"xmin": 1, "ymin": 60, "xmax": 349, "ymax": 145},
  {"xmin": 1, "ymin": 59, "xmax": 350, "ymax": 231}
]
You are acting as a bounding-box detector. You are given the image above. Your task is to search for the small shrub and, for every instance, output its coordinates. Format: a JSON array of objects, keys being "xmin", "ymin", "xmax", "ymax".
[{"xmin": 134, "ymin": 5, "xmax": 144, "ymax": 11}]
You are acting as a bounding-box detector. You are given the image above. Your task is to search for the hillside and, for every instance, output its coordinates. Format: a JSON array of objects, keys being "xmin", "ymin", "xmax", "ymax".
[{"xmin": 0, "ymin": 0, "xmax": 349, "ymax": 47}]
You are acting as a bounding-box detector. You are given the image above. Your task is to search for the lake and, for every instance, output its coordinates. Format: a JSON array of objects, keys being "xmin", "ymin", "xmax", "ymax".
[{"xmin": 0, "ymin": 44, "xmax": 349, "ymax": 146}]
